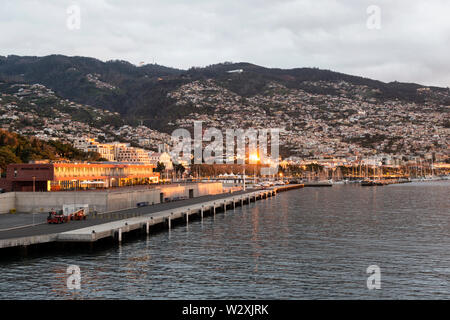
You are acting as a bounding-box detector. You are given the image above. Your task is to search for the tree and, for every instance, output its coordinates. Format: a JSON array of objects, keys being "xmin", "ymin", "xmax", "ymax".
[
  {"xmin": 155, "ymin": 161, "xmax": 166, "ymax": 173},
  {"xmin": 0, "ymin": 129, "xmax": 105, "ymax": 167},
  {"xmin": 174, "ymin": 163, "xmax": 185, "ymax": 177},
  {"xmin": 0, "ymin": 146, "xmax": 22, "ymax": 172}
]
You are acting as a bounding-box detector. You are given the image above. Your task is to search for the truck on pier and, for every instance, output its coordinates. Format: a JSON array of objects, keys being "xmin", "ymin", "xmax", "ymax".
[
  {"xmin": 47, "ymin": 210, "xmax": 69, "ymax": 224},
  {"xmin": 47, "ymin": 205, "xmax": 88, "ymax": 224}
]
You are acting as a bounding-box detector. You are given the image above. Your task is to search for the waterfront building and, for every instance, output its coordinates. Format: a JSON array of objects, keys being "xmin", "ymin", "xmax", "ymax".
[{"xmin": 0, "ymin": 162, "xmax": 159, "ymax": 192}]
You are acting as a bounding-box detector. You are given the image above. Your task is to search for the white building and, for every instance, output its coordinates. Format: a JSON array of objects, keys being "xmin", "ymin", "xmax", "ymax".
[
  {"xmin": 115, "ymin": 145, "xmax": 151, "ymax": 164},
  {"xmin": 73, "ymin": 137, "xmax": 115, "ymax": 161},
  {"xmin": 148, "ymin": 152, "xmax": 173, "ymax": 170}
]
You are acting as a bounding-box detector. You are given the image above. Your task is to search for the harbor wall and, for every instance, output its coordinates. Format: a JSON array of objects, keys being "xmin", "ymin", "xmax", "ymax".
[
  {"xmin": 0, "ymin": 193, "xmax": 16, "ymax": 214},
  {"xmin": 104, "ymin": 183, "xmax": 223, "ymax": 212},
  {"xmin": 6, "ymin": 183, "xmax": 223, "ymax": 214}
]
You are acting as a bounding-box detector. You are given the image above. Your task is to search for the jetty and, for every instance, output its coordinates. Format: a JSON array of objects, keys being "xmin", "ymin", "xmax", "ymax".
[
  {"xmin": 304, "ymin": 182, "xmax": 332, "ymax": 187},
  {"xmin": 361, "ymin": 178, "xmax": 411, "ymax": 186},
  {"xmin": 0, "ymin": 184, "xmax": 303, "ymax": 251}
]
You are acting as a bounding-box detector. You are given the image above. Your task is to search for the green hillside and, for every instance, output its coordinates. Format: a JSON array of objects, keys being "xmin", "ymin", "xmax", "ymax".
[{"xmin": 0, "ymin": 129, "xmax": 104, "ymax": 174}]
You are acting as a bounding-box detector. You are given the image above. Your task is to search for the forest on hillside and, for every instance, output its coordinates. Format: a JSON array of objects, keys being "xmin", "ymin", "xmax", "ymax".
[{"xmin": 0, "ymin": 129, "xmax": 104, "ymax": 174}]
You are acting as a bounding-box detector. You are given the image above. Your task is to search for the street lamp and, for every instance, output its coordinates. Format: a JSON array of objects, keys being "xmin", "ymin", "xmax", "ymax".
[
  {"xmin": 243, "ymin": 165, "xmax": 246, "ymax": 191},
  {"xmin": 72, "ymin": 179, "xmax": 78, "ymax": 214},
  {"xmin": 32, "ymin": 176, "xmax": 36, "ymax": 226},
  {"xmin": 249, "ymin": 152, "xmax": 260, "ymax": 186}
]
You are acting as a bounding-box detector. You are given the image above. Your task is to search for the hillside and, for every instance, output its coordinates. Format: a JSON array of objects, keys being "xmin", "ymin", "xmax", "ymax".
[
  {"xmin": 0, "ymin": 129, "xmax": 104, "ymax": 174},
  {"xmin": 0, "ymin": 55, "xmax": 449, "ymax": 160},
  {"xmin": 1, "ymin": 55, "xmax": 449, "ymax": 131},
  {"xmin": 0, "ymin": 55, "xmax": 185, "ymax": 130}
]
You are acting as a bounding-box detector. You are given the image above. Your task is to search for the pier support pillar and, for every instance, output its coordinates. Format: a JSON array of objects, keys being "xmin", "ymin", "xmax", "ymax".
[
  {"xmin": 233, "ymin": 199, "xmax": 235, "ymax": 210},
  {"xmin": 201, "ymin": 206, "xmax": 204, "ymax": 220},
  {"xmin": 118, "ymin": 228, "xmax": 122, "ymax": 243},
  {"xmin": 213, "ymin": 203, "xmax": 216, "ymax": 216},
  {"xmin": 19, "ymin": 245, "xmax": 28, "ymax": 256},
  {"xmin": 186, "ymin": 210, "xmax": 189, "ymax": 225},
  {"xmin": 168, "ymin": 214, "xmax": 172, "ymax": 230},
  {"xmin": 146, "ymin": 221, "xmax": 150, "ymax": 234},
  {"xmin": 223, "ymin": 201, "xmax": 226, "ymax": 212}
]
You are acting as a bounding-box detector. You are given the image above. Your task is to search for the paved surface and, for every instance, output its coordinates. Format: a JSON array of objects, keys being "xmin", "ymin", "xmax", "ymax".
[
  {"xmin": 0, "ymin": 189, "xmax": 259, "ymax": 240},
  {"xmin": 0, "ymin": 213, "xmax": 48, "ymax": 231}
]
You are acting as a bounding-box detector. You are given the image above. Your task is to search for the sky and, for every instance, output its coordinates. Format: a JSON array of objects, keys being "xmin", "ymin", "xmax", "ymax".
[{"xmin": 1, "ymin": 0, "xmax": 449, "ymax": 87}]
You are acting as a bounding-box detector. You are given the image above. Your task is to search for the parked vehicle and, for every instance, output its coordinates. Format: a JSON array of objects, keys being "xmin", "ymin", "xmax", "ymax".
[
  {"xmin": 47, "ymin": 210, "xmax": 69, "ymax": 224},
  {"xmin": 137, "ymin": 201, "xmax": 150, "ymax": 207},
  {"xmin": 47, "ymin": 208, "xmax": 86, "ymax": 224},
  {"xmin": 260, "ymin": 181, "xmax": 273, "ymax": 188},
  {"xmin": 69, "ymin": 208, "xmax": 87, "ymax": 220}
]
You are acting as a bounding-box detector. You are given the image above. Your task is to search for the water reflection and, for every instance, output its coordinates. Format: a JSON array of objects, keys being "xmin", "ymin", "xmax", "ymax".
[{"xmin": 0, "ymin": 181, "xmax": 449, "ymax": 299}]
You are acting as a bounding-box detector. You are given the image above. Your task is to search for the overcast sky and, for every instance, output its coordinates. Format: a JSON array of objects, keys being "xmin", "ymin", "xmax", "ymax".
[{"xmin": 1, "ymin": 0, "xmax": 449, "ymax": 87}]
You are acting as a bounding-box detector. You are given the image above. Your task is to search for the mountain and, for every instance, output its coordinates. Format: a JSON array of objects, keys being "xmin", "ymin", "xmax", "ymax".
[
  {"xmin": 0, "ymin": 55, "xmax": 184, "ymax": 129},
  {"xmin": 0, "ymin": 54, "xmax": 449, "ymax": 160},
  {"xmin": 1, "ymin": 55, "xmax": 448, "ymax": 131}
]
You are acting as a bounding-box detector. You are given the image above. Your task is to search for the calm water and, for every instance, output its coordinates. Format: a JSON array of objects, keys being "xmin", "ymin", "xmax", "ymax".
[{"xmin": 0, "ymin": 181, "xmax": 449, "ymax": 299}]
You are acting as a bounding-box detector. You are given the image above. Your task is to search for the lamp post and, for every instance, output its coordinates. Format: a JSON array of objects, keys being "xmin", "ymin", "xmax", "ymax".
[
  {"xmin": 72, "ymin": 179, "xmax": 77, "ymax": 213},
  {"xmin": 249, "ymin": 152, "xmax": 260, "ymax": 188},
  {"xmin": 32, "ymin": 176, "xmax": 36, "ymax": 226},
  {"xmin": 243, "ymin": 165, "xmax": 246, "ymax": 191}
]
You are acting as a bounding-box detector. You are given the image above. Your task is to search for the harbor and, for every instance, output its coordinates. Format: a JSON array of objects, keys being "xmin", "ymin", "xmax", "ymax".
[
  {"xmin": 0, "ymin": 184, "xmax": 303, "ymax": 253},
  {"xmin": 1, "ymin": 180, "xmax": 448, "ymax": 299}
]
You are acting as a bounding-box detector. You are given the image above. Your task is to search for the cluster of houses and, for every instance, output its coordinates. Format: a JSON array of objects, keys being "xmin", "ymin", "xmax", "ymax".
[
  {"xmin": 73, "ymin": 137, "xmax": 173, "ymax": 170},
  {"xmin": 167, "ymin": 79, "xmax": 449, "ymax": 162}
]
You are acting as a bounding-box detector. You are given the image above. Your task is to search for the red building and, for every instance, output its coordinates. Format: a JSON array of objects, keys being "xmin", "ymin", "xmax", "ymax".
[{"xmin": 0, "ymin": 162, "xmax": 159, "ymax": 192}]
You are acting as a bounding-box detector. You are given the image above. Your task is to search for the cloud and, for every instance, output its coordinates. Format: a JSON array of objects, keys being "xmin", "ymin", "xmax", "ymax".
[{"xmin": 0, "ymin": 0, "xmax": 449, "ymax": 87}]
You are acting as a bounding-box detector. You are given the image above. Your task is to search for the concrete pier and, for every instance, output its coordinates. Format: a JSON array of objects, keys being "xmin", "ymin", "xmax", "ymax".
[
  {"xmin": 56, "ymin": 190, "xmax": 273, "ymax": 243},
  {"xmin": 0, "ymin": 185, "xmax": 303, "ymax": 250}
]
